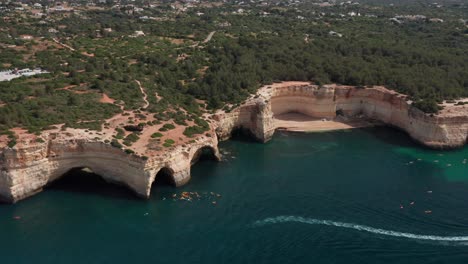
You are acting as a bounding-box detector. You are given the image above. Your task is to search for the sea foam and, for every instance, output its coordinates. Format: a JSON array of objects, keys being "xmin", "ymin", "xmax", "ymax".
[{"xmin": 253, "ymin": 216, "xmax": 468, "ymax": 244}]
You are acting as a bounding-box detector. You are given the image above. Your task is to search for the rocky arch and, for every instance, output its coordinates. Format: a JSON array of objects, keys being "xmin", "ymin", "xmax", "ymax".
[
  {"xmin": 45, "ymin": 157, "xmax": 149, "ymax": 198},
  {"xmin": 152, "ymin": 167, "xmax": 176, "ymax": 187},
  {"xmin": 46, "ymin": 167, "xmax": 136, "ymax": 198},
  {"xmin": 1, "ymin": 133, "xmax": 222, "ymax": 203},
  {"xmin": 0, "ymin": 141, "xmax": 153, "ymax": 203},
  {"xmin": 190, "ymin": 145, "xmax": 219, "ymax": 165},
  {"xmin": 146, "ymin": 145, "xmax": 221, "ymax": 198},
  {"xmin": 53, "ymin": 166, "xmax": 101, "ymax": 182}
]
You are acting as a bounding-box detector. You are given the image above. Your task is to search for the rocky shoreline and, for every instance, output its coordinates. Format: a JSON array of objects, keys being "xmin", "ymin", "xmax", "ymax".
[
  {"xmin": 215, "ymin": 82, "xmax": 468, "ymax": 148},
  {"xmin": 2, "ymin": 82, "xmax": 468, "ymax": 203}
]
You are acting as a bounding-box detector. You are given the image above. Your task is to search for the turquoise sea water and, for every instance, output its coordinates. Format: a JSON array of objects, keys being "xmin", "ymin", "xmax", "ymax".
[{"xmin": 2, "ymin": 127, "xmax": 468, "ymax": 263}]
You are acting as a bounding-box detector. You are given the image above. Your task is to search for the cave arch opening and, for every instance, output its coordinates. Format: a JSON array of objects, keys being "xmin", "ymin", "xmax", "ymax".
[
  {"xmin": 152, "ymin": 167, "xmax": 176, "ymax": 188},
  {"xmin": 230, "ymin": 126, "xmax": 257, "ymax": 141},
  {"xmin": 46, "ymin": 167, "xmax": 135, "ymax": 199},
  {"xmin": 191, "ymin": 146, "xmax": 218, "ymax": 165}
]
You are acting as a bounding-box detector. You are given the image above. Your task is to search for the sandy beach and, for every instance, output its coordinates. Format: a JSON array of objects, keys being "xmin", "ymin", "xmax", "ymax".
[{"xmin": 273, "ymin": 113, "xmax": 373, "ymax": 132}]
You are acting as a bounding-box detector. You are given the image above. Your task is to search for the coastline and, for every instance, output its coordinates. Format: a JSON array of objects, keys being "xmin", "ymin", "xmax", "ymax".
[
  {"xmin": 215, "ymin": 82, "xmax": 468, "ymax": 148},
  {"xmin": 2, "ymin": 82, "xmax": 468, "ymax": 203}
]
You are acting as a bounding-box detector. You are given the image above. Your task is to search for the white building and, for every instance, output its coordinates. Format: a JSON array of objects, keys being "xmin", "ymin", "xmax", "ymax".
[{"xmin": 0, "ymin": 68, "xmax": 49, "ymax": 82}]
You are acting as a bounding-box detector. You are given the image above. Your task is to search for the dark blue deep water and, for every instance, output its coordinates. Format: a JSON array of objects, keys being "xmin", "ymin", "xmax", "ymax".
[{"xmin": 2, "ymin": 127, "xmax": 468, "ymax": 263}]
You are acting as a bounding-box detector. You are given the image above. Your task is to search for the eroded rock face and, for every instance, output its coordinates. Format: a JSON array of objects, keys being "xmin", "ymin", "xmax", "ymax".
[
  {"xmin": 0, "ymin": 134, "xmax": 220, "ymax": 203},
  {"xmin": 2, "ymin": 82, "xmax": 467, "ymax": 203},
  {"xmin": 214, "ymin": 82, "xmax": 468, "ymax": 148}
]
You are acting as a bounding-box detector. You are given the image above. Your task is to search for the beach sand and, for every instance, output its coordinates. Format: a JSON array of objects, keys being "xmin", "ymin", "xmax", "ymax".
[{"xmin": 273, "ymin": 113, "xmax": 373, "ymax": 132}]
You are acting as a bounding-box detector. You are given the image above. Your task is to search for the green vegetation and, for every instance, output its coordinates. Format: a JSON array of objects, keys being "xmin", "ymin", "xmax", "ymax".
[
  {"xmin": 165, "ymin": 139, "xmax": 175, "ymax": 144},
  {"xmin": 163, "ymin": 139, "xmax": 175, "ymax": 148},
  {"xmin": 124, "ymin": 149, "xmax": 135, "ymax": 155},
  {"xmin": 2, "ymin": 130, "xmax": 17, "ymax": 148},
  {"xmin": 110, "ymin": 139, "xmax": 123, "ymax": 149},
  {"xmin": 412, "ymin": 99, "xmax": 443, "ymax": 114},
  {"xmin": 123, "ymin": 133, "xmax": 140, "ymax": 146},
  {"xmin": 0, "ymin": 0, "xmax": 465, "ymax": 140},
  {"xmin": 183, "ymin": 117, "xmax": 210, "ymax": 137},
  {"xmin": 67, "ymin": 121, "xmax": 103, "ymax": 131},
  {"xmin": 159, "ymin": 123, "xmax": 176, "ymax": 132},
  {"xmin": 151, "ymin": 132, "xmax": 163, "ymax": 138},
  {"xmin": 114, "ymin": 128, "xmax": 125, "ymax": 139}
]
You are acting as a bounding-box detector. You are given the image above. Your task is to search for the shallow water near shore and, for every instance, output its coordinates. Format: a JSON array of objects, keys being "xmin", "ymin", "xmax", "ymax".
[{"xmin": 2, "ymin": 127, "xmax": 468, "ymax": 263}]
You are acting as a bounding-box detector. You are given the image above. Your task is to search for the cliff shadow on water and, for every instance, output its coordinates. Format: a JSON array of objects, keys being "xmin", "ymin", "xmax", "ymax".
[
  {"xmin": 228, "ymin": 127, "xmax": 264, "ymax": 143},
  {"xmin": 360, "ymin": 126, "xmax": 421, "ymax": 149},
  {"xmin": 362, "ymin": 125, "xmax": 466, "ymax": 153},
  {"xmin": 45, "ymin": 168, "xmax": 139, "ymax": 201}
]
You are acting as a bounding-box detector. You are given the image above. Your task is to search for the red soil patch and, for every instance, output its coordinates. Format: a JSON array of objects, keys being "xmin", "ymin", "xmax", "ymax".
[{"xmin": 100, "ymin": 93, "xmax": 115, "ymax": 104}]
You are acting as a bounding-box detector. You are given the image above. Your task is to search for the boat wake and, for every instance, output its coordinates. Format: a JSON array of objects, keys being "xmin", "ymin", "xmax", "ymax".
[{"xmin": 253, "ymin": 216, "xmax": 468, "ymax": 245}]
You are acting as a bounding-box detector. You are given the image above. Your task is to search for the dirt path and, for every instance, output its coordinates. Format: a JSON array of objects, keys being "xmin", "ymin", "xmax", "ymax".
[
  {"xmin": 203, "ymin": 31, "xmax": 216, "ymax": 43},
  {"xmin": 52, "ymin": 38, "xmax": 76, "ymax": 52},
  {"xmin": 135, "ymin": 80, "xmax": 149, "ymax": 109}
]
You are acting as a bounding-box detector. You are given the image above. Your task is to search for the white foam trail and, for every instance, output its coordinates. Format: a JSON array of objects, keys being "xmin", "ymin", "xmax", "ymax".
[{"xmin": 254, "ymin": 216, "xmax": 468, "ymax": 243}]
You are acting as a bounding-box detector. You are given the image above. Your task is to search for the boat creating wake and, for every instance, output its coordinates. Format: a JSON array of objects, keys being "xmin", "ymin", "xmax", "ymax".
[{"xmin": 253, "ymin": 216, "xmax": 468, "ymax": 244}]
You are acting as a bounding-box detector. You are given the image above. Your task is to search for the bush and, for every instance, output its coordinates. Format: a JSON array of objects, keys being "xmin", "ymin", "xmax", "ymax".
[
  {"xmin": 115, "ymin": 128, "xmax": 125, "ymax": 139},
  {"xmin": 164, "ymin": 139, "xmax": 175, "ymax": 144},
  {"xmin": 412, "ymin": 100, "xmax": 442, "ymax": 114},
  {"xmin": 123, "ymin": 125, "xmax": 143, "ymax": 132},
  {"xmin": 110, "ymin": 139, "xmax": 123, "ymax": 149},
  {"xmin": 183, "ymin": 125, "xmax": 209, "ymax": 137},
  {"xmin": 7, "ymin": 139, "xmax": 16, "ymax": 148},
  {"xmin": 151, "ymin": 132, "xmax": 163, "ymax": 138},
  {"xmin": 124, "ymin": 149, "xmax": 135, "ymax": 154},
  {"xmin": 124, "ymin": 133, "xmax": 140, "ymax": 143},
  {"xmin": 162, "ymin": 123, "xmax": 176, "ymax": 130}
]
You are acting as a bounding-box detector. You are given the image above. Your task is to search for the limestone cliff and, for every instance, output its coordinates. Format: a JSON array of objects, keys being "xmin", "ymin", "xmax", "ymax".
[
  {"xmin": 214, "ymin": 82, "xmax": 468, "ymax": 148},
  {"xmin": 0, "ymin": 133, "xmax": 220, "ymax": 203},
  {"xmin": 2, "ymin": 81, "xmax": 468, "ymax": 203}
]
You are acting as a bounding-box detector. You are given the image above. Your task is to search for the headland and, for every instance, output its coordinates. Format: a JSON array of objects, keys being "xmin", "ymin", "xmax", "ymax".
[{"xmin": 2, "ymin": 82, "xmax": 468, "ymax": 203}]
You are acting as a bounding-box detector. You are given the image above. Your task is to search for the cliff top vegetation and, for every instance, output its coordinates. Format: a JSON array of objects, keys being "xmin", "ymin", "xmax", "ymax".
[{"xmin": 0, "ymin": 0, "xmax": 466, "ymax": 136}]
